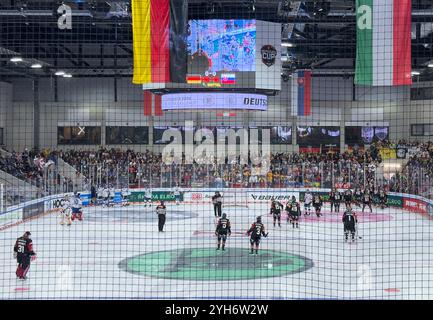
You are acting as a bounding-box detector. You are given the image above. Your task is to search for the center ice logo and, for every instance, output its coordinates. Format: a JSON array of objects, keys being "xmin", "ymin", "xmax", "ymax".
[{"xmin": 119, "ymin": 248, "xmax": 313, "ymax": 281}]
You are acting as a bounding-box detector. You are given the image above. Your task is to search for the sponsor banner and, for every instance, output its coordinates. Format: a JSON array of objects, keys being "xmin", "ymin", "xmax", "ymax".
[
  {"xmin": 152, "ymin": 191, "xmax": 184, "ymax": 202},
  {"xmin": 129, "ymin": 191, "xmax": 184, "ymax": 202},
  {"xmin": 0, "ymin": 209, "xmax": 22, "ymax": 227},
  {"xmin": 161, "ymin": 92, "xmax": 268, "ymax": 111},
  {"xmin": 23, "ymin": 202, "xmax": 45, "ymax": 220},
  {"xmin": 386, "ymin": 195, "xmax": 403, "ymax": 208},
  {"xmin": 403, "ymin": 197, "xmax": 428, "ymax": 214},
  {"xmin": 249, "ymin": 192, "xmax": 299, "ymax": 203}
]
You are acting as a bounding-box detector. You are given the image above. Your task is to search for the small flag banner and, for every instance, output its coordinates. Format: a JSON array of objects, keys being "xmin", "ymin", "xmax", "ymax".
[
  {"xmin": 291, "ymin": 70, "xmax": 312, "ymax": 117},
  {"xmin": 355, "ymin": 0, "xmax": 412, "ymax": 86},
  {"xmin": 144, "ymin": 91, "xmax": 163, "ymax": 116}
]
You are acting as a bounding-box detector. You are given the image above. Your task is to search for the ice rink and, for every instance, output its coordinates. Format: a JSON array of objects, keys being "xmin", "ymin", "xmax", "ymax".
[{"xmin": 1, "ymin": 201, "xmax": 433, "ymax": 300}]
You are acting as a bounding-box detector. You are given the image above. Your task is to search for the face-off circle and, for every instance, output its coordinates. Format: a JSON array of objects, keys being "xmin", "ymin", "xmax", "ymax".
[{"xmin": 119, "ymin": 248, "xmax": 313, "ymax": 281}]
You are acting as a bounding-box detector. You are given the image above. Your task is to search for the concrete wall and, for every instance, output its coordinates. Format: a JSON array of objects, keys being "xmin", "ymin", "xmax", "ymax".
[{"xmin": 4, "ymin": 76, "xmax": 433, "ymax": 152}]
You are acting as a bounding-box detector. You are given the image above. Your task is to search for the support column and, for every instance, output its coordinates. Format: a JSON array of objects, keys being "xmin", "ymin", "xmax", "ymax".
[{"xmin": 33, "ymin": 78, "xmax": 40, "ymax": 151}]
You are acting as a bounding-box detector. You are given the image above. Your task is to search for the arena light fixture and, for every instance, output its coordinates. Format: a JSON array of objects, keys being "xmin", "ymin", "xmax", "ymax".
[
  {"xmin": 63, "ymin": 73, "xmax": 73, "ymax": 78},
  {"xmin": 10, "ymin": 57, "xmax": 23, "ymax": 62},
  {"xmin": 55, "ymin": 71, "xmax": 65, "ymax": 76},
  {"xmin": 411, "ymin": 71, "xmax": 421, "ymax": 76},
  {"xmin": 30, "ymin": 63, "xmax": 42, "ymax": 69},
  {"xmin": 282, "ymin": 42, "xmax": 294, "ymax": 47},
  {"xmin": 428, "ymin": 63, "xmax": 433, "ymax": 68}
]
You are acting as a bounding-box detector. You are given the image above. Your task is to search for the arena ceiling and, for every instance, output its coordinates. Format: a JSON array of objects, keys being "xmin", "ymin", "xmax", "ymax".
[{"xmin": 0, "ymin": 0, "xmax": 432, "ymax": 81}]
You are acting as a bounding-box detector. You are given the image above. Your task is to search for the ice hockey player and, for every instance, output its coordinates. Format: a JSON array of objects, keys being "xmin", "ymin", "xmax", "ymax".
[
  {"xmin": 329, "ymin": 188, "xmax": 337, "ymax": 212},
  {"xmin": 59, "ymin": 195, "xmax": 72, "ymax": 226},
  {"xmin": 144, "ymin": 188, "xmax": 152, "ymax": 207},
  {"xmin": 344, "ymin": 189, "xmax": 353, "ymax": 210},
  {"xmin": 246, "ymin": 216, "xmax": 268, "ymax": 255},
  {"xmin": 287, "ymin": 196, "xmax": 301, "ymax": 228},
  {"xmin": 121, "ymin": 187, "xmax": 130, "ymax": 206},
  {"xmin": 378, "ymin": 188, "xmax": 388, "ymax": 209},
  {"xmin": 13, "ymin": 231, "xmax": 36, "ymax": 280},
  {"xmin": 212, "ymin": 191, "xmax": 222, "ymax": 217},
  {"xmin": 362, "ymin": 189, "xmax": 373, "ymax": 213},
  {"xmin": 173, "ymin": 186, "xmax": 181, "ymax": 205},
  {"xmin": 215, "ymin": 213, "xmax": 231, "ymax": 251},
  {"xmin": 342, "ymin": 209, "xmax": 358, "ymax": 243},
  {"xmin": 313, "ymin": 194, "xmax": 323, "ymax": 217},
  {"xmin": 270, "ymin": 200, "xmax": 283, "ymax": 227},
  {"xmin": 109, "ymin": 186, "xmax": 115, "ymax": 205},
  {"xmin": 102, "ymin": 186, "xmax": 110, "ymax": 207},
  {"xmin": 156, "ymin": 201, "xmax": 167, "ymax": 232},
  {"xmin": 71, "ymin": 192, "xmax": 83, "ymax": 221},
  {"xmin": 333, "ymin": 189, "xmax": 342, "ymax": 213},
  {"xmin": 354, "ymin": 188, "xmax": 363, "ymax": 207},
  {"xmin": 303, "ymin": 189, "xmax": 313, "ymax": 216}
]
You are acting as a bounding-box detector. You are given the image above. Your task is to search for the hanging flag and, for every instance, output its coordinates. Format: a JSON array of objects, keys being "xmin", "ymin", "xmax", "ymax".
[
  {"xmin": 132, "ymin": 0, "xmax": 187, "ymax": 84},
  {"xmin": 355, "ymin": 0, "xmax": 412, "ymax": 86},
  {"xmin": 144, "ymin": 91, "xmax": 164, "ymax": 117},
  {"xmin": 291, "ymin": 70, "xmax": 312, "ymax": 117}
]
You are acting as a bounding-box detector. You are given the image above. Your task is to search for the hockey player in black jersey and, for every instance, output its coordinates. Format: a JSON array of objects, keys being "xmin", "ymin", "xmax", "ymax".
[
  {"xmin": 212, "ymin": 192, "xmax": 222, "ymax": 217},
  {"xmin": 354, "ymin": 188, "xmax": 363, "ymax": 208},
  {"xmin": 378, "ymin": 188, "xmax": 388, "ymax": 209},
  {"xmin": 313, "ymin": 194, "xmax": 323, "ymax": 217},
  {"xmin": 344, "ymin": 190, "xmax": 353, "ymax": 210},
  {"xmin": 286, "ymin": 196, "xmax": 301, "ymax": 228},
  {"xmin": 362, "ymin": 189, "xmax": 373, "ymax": 213},
  {"xmin": 342, "ymin": 209, "xmax": 358, "ymax": 242},
  {"xmin": 270, "ymin": 200, "xmax": 283, "ymax": 227},
  {"xmin": 14, "ymin": 231, "xmax": 36, "ymax": 280},
  {"xmin": 215, "ymin": 213, "xmax": 231, "ymax": 251},
  {"xmin": 333, "ymin": 190, "xmax": 342, "ymax": 213},
  {"xmin": 246, "ymin": 216, "xmax": 268, "ymax": 255}
]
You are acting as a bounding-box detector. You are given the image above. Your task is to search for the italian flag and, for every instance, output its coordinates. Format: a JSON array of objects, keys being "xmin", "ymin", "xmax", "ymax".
[{"xmin": 355, "ymin": 0, "xmax": 412, "ymax": 86}]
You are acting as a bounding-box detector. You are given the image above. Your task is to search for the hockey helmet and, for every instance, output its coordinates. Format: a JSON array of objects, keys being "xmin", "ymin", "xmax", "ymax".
[
  {"xmin": 256, "ymin": 216, "xmax": 262, "ymax": 223},
  {"xmin": 222, "ymin": 213, "xmax": 227, "ymax": 219}
]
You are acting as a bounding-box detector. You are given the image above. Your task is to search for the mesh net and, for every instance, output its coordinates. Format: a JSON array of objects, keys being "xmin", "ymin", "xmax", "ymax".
[{"xmin": 0, "ymin": 0, "xmax": 433, "ymax": 300}]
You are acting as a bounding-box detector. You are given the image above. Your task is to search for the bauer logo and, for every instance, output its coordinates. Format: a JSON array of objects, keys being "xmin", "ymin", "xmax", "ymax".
[
  {"xmin": 250, "ymin": 193, "xmax": 299, "ymax": 202},
  {"xmin": 261, "ymin": 45, "xmax": 277, "ymax": 67}
]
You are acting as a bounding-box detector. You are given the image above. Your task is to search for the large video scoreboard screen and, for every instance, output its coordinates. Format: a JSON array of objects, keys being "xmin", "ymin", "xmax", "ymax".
[{"xmin": 186, "ymin": 19, "xmax": 256, "ymax": 88}]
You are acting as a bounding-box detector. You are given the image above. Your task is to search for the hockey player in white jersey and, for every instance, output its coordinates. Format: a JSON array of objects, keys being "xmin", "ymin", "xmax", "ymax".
[
  {"xmin": 109, "ymin": 186, "xmax": 115, "ymax": 206},
  {"xmin": 71, "ymin": 192, "xmax": 83, "ymax": 221},
  {"xmin": 173, "ymin": 186, "xmax": 181, "ymax": 205},
  {"xmin": 59, "ymin": 196, "xmax": 72, "ymax": 226},
  {"xmin": 121, "ymin": 187, "xmax": 130, "ymax": 206},
  {"xmin": 144, "ymin": 188, "xmax": 152, "ymax": 207},
  {"xmin": 102, "ymin": 187, "xmax": 109, "ymax": 207},
  {"xmin": 303, "ymin": 190, "xmax": 313, "ymax": 216}
]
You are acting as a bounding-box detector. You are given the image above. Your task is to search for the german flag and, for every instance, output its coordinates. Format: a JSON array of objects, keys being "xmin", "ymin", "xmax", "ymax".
[{"xmin": 132, "ymin": 0, "xmax": 187, "ymax": 84}]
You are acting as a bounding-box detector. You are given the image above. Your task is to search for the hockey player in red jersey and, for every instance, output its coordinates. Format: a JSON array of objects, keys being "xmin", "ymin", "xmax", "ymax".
[{"xmin": 13, "ymin": 231, "xmax": 36, "ymax": 280}]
